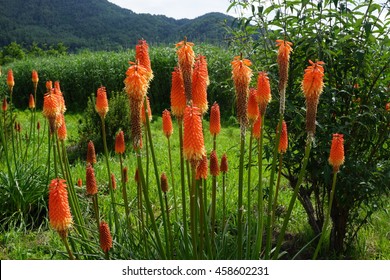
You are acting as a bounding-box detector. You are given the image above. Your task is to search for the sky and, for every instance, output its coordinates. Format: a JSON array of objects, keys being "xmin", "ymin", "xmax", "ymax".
[{"xmin": 107, "ymin": 0, "xmax": 237, "ymax": 19}]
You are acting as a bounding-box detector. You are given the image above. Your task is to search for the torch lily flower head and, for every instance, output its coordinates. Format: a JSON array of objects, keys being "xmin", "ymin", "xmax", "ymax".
[
  {"xmin": 183, "ymin": 105, "xmax": 205, "ymax": 165},
  {"xmin": 7, "ymin": 69, "xmax": 15, "ymax": 91},
  {"xmin": 196, "ymin": 155, "xmax": 208, "ymax": 180},
  {"xmin": 86, "ymin": 140, "xmax": 97, "ymax": 165},
  {"xmin": 278, "ymin": 120, "xmax": 288, "ymax": 154},
  {"xmin": 170, "ymin": 67, "xmax": 186, "ymax": 119},
  {"xmin": 86, "ymin": 163, "xmax": 98, "ymax": 195},
  {"xmin": 256, "ymin": 71, "xmax": 271, "ymax": 116},
  {"xmin": 32, "ymin": 70, "xmax": 39, "ymax": 85},
  {"xmin": 220, "ymin": 153, "xmax": 228, "ymax": 173},
  {"xmin": 247, "ymin": 88, "xmax": 259, "ymax": 123},
  {"xmin": 95, "ymin": 86, "xmax": 109, "ymax": 119},
  {"xmin": 160, "ymin": 172, "xmax": 169, "ymax": 193},
  {"xmin": 162, "ymin": 109, "xmax": 173, "ymax": 138},
  {"xmin": 49, "ymin": 178, "xmax": 72, "ymax": 235},
  {"xmin": 209, "ymin": 102, "xmax": 221, "ymax": 137},
  {"xmin": 276, "ymin": 40, "xmax": 293, "ymax": 91},
  {"xmin": 192, "ymin": 55, "xmax": 209, "ymax": 114},
  {"xmin": 29, "ymin": 94, "xmax": 35, "ymax": 109},
  {"xmin": 329, "ymin": 133, "xmax": 345, "ymax": 172},
  {"xmin": 209, "ymin": 149, "xmax": 220, "ymax": 177},
  {"xmin": 124, "ymin": 61, "xmax": 150, "ymax": 102},
  {"xmin": 115, "ymin": 130, "xmax": 125, "ymax": 154},
  {"xmin": 99, "ymin": 221, "xmax": 113, "ymax": 253},
  {"xmin": 176, "ymin": 38, "xmax": 195, "ymax": 102},
  {"xmin": 136, "ymin": 39, "xmax": 154, "ymax": 82}
]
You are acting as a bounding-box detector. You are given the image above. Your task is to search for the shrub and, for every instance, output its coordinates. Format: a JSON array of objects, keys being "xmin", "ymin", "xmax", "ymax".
[{"xmin": 229, "ymin": 0, "xmax": 390, "ymax": 254}]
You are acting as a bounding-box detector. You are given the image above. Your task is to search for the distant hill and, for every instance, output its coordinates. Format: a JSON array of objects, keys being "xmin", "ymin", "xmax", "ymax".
[{"xmin": 0, "ymin": 0, "xmax": 234, "ymax": 50}]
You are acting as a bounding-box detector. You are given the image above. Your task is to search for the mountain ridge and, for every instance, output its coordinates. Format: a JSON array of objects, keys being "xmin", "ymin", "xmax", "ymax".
[{"xmin": 0, "ymin": 0, "xmax": 234, "ymax": 50}]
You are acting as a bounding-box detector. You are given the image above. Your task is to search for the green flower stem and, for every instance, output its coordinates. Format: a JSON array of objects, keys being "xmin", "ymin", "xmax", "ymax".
[
  {"xmin": 313, "ymin": 171, "xmax": 338, "ymax": 259},
  {"xmin": 46, "ymin": 128, "xmax": 52, "ymax": 185},
  {"xmin": 272, "ymin": 135, "xmax": 313, "ymax": 259},
  {"xmin": 197, "ymin": 179, "xmax": 205, "ymax": 259},
  {"xmin": 246, "ymin": 125, "xmax": 254, "ymax": 259},
  {"xmin": 265, "ymin": 116, "xmax": 283, "ymax": 259},
  {"xmin": 100, "ymin": 117, "xmax": 120, "ymax": 238},
  {"xmin": 119, "ymin": 154, "xmax": 132, "ymax": 232},
  {"xmin": 60, "ymin": 233, "xmax": 75, "ymax": 260},
  {"xmin": 189, "ymin": 164, "xmax": 198, "ymax": 259},
  {"xmin": 222, "ymin": 172, "xmax": 226, "ymax": 233},
  {"xmin": 253, "ymin": 115, "xmax": 265, "ymax": 259},
  {"xmin": 167, "ymin": 137, "xmax": 178, "ymax": 221},
  {"xmin": 61, "ymin": 140, "xmax": 87, "ymax": 239},
  {"xmin": 202, "ymin": 178, "xmax": 212, "ymax": 258},
  {"xmin": 9, "ymin": 89, "xmax": 17, "ymax": 167},
  {"xmin": 0, "ymin": 117, "xmax": 13, "ymax": 182},
  {"xmin": 164, "ymin": 192, "xmax": 174, "ymax": 259},
  {"xmin": 210, "ymin": 174, "xmax": 217, "ymax": 251},
  {"xmin": 136, "ymin": 151, "xmax": 166, "ymax": 259},
  {"xmin": 92, "ymin": 194, "xmax": 100, "ymax": 231},
  {"xmin": 178, "ymin": 120, "xmax": 189, "ymax": 257},
  {"xmin": 272, "ymin": 153, "xmax": 284, "ymax": 227},
  {"xmin": 237, "ymin": 129, "xmax": 246, "ymax": 259},
  {"xmin": 143, "ymin": 98, "xmax": 169, "ymax": 248}
]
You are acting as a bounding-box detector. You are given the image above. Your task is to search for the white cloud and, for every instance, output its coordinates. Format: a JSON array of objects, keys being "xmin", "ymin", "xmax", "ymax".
[{"xmin": 108, "ymin": 0, "xmax": 236, "ymax": 19}]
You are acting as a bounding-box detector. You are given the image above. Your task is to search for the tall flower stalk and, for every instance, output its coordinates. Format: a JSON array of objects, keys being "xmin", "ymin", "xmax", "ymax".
[
  {"xmin": 313, "ymin": 134, "xmax": 345, "ymax": 259},
  {"xmin": 231, "ymin": 55, "xmax": 252, "ymax": 259},
  {"xmin": 273, "ymin": 59, "xmax": 325, "ymax": 260},
  {"xmin": 95, "ymin": 86, "xmax": 120, "ymax": 238}
]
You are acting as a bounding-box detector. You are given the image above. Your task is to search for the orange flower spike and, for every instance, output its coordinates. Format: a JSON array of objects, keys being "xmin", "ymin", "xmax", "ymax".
[
  {"xmin": 87, "ymin": 140, "xmax": 97, "ymax": 165},
  {"xmin": 141, "ymin": 96, "xmax": 152, "ymax": 124},
  {"xmin": 278, "ymin": 120, "xmax": 288, "ymax": 154},
  {"xmin": 86, "ymin": 163, "xmax": 98, "ymax": 195},
  {"xmin": 275, "ymin": 40, "xmax": 293, "ymax": 90},
  {"xmin": 46, "ymin": 81, "xmax": 53, "ymax": 91},
  {"xmin": 115, "ymin": 130, "xmax": 125, "ymax": 154},
  {"xmin": 183, "ymin": 106, "xmax": 205, "ymax": 165},
  {"xmin": 162, "ymin": 109, "xmax": 173, "ymax": 138},
  {"xmin": 302, "ymin": 60, "xmax": 325, "ymax": 135},
  {"xmin": 161, "ymin": 172, "xmax": 169, "ymax": 193},
  {"xmin": 32, "ymin": 70, "xmax": 39, "ymax": 85},
  {"xmin": 77, "ymin": 178, "xmax": 82, "ymax": 187},
  {"xmin": 192, "ymin": 55, "xmax": 209, "ymax": 114},
  {"xmin": 54, "ymin": 81, "xmax": 61, "ymax": 92},
  {"xmin": 302, "ymin": 60, "xmax": 325, "ymax": 99},
  {"xmin": 111, "ymin": 173, "xmax": 116, "ymax": 190},
  {"xmin": 210, "ymin": 150, "xmax": 220, "ymax": 177},
  {"xmin": 247, "ymin": 88, "xmax": 259, "ymax": 123},
  {"xmin": 196, "ymin": 155, "xmax": 208, "ymax": 180},
  {"xmin": 170, "ymin": 67, "xmax": 187, "ymax": 119},
  {"xmin": 253, "ymin": 111, "xmax": 262, "ymax": 139},
  {"xmin": 136, "ymin": 39, "xmax": 154, "ymax": 81},
  {"xmin": 231, "ymin": 55, "xmax": 253, "ymax": 130},
  {"xmin": 29, "ymin": 94, "xmax": 35, "ymax": 109},
  {"xmin": 329, "ymin": 133, "xmax": 345, "ymax": 172},
  {"xmin": 220, "ymin": 153, "xmax": 228, "ymax": 173},
  {"xmin": 48, "ymin": 178, "xmax": 73, "ymax": 234},
  {"xmin": 7, "ymin": 69, "xmax": 15, "ymax": 91},
  {"xmin": 256, "ymin": 71, "xmax": 271, "ymax": 116},
  {"xmin": 124, "ymin": 62, "xmax": 149, "ymax": 102},
  {"xmin": 58, "ymin": 115, "xmax": 67, "ymax": 141},
  {"xmin": 130, "ymin": 98, "xmax": 143, "ymax": 150},
  {"xmin": 209, "ymin": 102, "xmax": 221, "ymax": 137},
  {"xmin": 99, "ymin": 221, "xmax": 113, "ymax": 253},
  {"xmin": 95, "ymin": 86, "xmax": 109, "ymax": 119},
  {"xmin": 176, "ymin": 38, "xmax": 195, "ymax": 102},
  {"xmin": 385, "ymin": 102, "xmax": 390, "ymax": 112},
  {"xmin": 2, "ymin": 98, "xmax": 8, "ymax": 111},
  {"xmin": 43, "ymin": 90, "xmax": 61, "ymax": 133}
]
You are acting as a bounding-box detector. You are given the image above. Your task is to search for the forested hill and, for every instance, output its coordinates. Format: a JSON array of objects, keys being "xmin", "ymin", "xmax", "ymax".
[{"xmin": 0, "ymin": 0, "xmax": 234, "ymax": 50}]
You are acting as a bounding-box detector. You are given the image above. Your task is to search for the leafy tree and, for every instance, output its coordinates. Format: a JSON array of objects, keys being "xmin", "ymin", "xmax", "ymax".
[
  {"xmin": 0, "ymin": 42, "xmax": 25, "ymax": 65},
  {"xmin": 228, "ymin": 0, "xmax": 390, "ymax": 255}
]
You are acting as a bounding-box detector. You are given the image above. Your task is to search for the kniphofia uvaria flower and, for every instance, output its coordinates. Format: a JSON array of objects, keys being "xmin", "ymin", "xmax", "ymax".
[{"xmin": 328, "ymin": 133, "xmax": 345, "ymax": 172}]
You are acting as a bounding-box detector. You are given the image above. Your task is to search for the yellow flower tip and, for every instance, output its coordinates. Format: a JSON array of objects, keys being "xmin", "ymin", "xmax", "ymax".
[
  {"xmin": 49, "ymin": 178, "xmax": 72, "ymax": 233},
  {"xmin": 196, "ymin": 155, "xmax": 208, "ymax": 180},
  {"xmin": 209, "ymin": 150, "xmax": 220, "ymax": 177},
  {"xmin": 160, "ymin": 172, "xmax": 169, "ymax": 193},
  {"xmin": 95, "ymin": 86, "xmax": 109, "ymax": 119},
  {"xmin": 183, "ymin": 105, "xmax": 205, "ymax": 164},
  {"xmin": 86, "ymin": 163, "xmax": 98, "ymax": 195},
  {"xmin": 99, "ymin": 221, "xmax": 113, "ymax": 253},
  {"xmin": 162, "ymin": 109, "xmax": 173, "ymax": 138},
  {"xmin": 115, "ymin": 130, "xmax": 126, "ymax": 154},
  {"xmin": 329, "ymin": 133, "xmax": 345, "ymax": 172}
]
